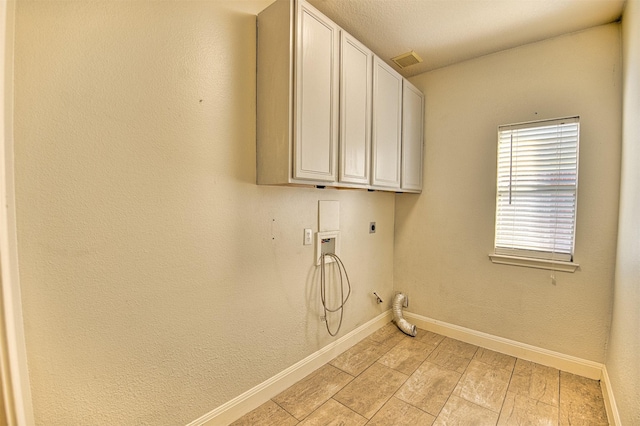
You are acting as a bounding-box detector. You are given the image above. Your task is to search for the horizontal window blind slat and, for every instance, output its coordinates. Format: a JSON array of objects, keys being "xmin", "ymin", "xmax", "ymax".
[
  {"xmin": 496, "ymin": 237, "xmax": 574, "ymax": 245},
  {"xmin": 502, "ymin": 138, "xmax": 579, "ymax": 145},
  {"xmin": 496, "ymin": 223, "xmax": 575, "ymax": 230},
  {"xmin": 495, "ymin": 229, "xmax": 575, "ymax": 238},
  {"xmin": 496, "ymin": 220, "xmax": 576, "ymax": 228}
]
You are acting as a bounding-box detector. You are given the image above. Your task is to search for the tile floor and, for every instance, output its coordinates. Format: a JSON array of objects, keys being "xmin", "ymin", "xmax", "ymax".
[{"xmin": 231, "ymin": 324, "xmax": 609, "ymax": 425}]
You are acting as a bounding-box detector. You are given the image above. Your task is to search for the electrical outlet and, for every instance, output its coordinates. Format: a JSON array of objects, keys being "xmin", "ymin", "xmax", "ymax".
[{"xmin": 304, "ymin": 228, "xmax": 313, "ymax": 245}]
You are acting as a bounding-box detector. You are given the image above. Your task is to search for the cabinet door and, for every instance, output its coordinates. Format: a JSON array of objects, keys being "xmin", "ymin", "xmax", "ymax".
[
  {"xmin": 401, "ymin": 80, "xmax": 424, "ymax": 191},
  {"xmin": 339, "ymin": 32, "xmax": 372, "ymax": 185},
  {"xmin": 294, "ymin": 1, "xmax": 339, "ymax": 182},
  {"xmin": 371, "ymin": 57, "xmax": 402, "ymax": 189}
]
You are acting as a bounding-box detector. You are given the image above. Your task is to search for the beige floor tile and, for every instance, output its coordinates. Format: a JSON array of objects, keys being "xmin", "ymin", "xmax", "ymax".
[
  {"xmin": 367, "ymin": 397, "xmax": 436, "ymax": 426},
  {"xmin": 452, "ymin": 359, "xmax": 511, "ymax": 412},
  {"xmin": 334, "ymin": 362, "xmax": 409, "ymax": 419},
  {"xmin": 297, "ymin": 399, "xmax": 367, "ymax": 426},
  {"xmin": 426, "ymin": 350, "xmax": 472, "ymax": 374},
  {"xmin": 433, "ymin": 395, "xmax": 500, "ymax": 426},
  {"xmin": 426, "ymin": 339, "xmax": 476, "ymax": 374},
  {"xmin": 230, "ymin": 399, "xmax": 298, "ymax": 426},
  {"xmin": 498, "ymin": 391, "xmax": 559, "ymax": 425},
  {"xmin": 509, "ymin": 359, "xmax": 559, "ymax": 407},
  {"xmin": 369, "ymin": 323, "xmax": 407, "ymax": 348},
  {"xmin": 474, "ymin": 347, "xmax": 517, "ymax": 372},
  {"xmin": 273, "ymin": 364, "xmax": 353, "ymax": 420},
  {"xmin": 437, "ymin": 337, "xmax": 479, "ymax": 359},
  {"xmin": 559, "ymin": 372, "xmax": 608, "ymax": 425},
  {"xmin": 330, "ymin": 337, "xmax": 390, "ymax": 376},
  {"xmin": 378, "ymin": 338, "xmax": 435, "ymax": 375},
  {"xmin": 414, "ymin": 329, "xmax": 446, "ymax": 348},
  {"xmin": 394, "ymin": 361, "xmax": 462, "ymax": 416}
]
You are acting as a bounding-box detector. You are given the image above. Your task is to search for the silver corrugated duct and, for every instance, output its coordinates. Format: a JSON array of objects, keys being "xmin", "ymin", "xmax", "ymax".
[{"xmin": 392, "ymin": 293, "xmax": 417, "ymax": 337}]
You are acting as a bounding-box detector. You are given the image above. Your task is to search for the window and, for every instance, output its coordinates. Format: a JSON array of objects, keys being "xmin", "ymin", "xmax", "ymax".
[{"xmin": 490, "ymin": 116, "xmax": 580, "ymax": 272}]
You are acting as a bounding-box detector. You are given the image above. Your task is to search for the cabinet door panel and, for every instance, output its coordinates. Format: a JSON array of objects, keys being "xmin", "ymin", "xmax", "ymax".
[
  {"xmin": 371, "ymin": 57, "xmax": 402, "ymax": 188},
  {"xmin": 294, "ymin": 2, "xmax": 339, "ymax": 181},
  {"xmin": 339, "ymin": 32, "xmax": 371, "ymax": 185},
  {"xmin": 402, "ymin": 80, "xmax": 424, "ymax": 191}
]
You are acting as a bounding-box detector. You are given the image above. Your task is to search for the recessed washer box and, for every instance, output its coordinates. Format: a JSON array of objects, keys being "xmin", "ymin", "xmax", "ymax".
[{"xmin": 316, "ymin": 230, "xmax": 340, "ymax": 266}]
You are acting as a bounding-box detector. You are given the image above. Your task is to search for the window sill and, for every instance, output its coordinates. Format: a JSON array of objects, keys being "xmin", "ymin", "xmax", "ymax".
[{"xmin": 489, "ymin": 254, "xmax": 579, "ymax": 272}]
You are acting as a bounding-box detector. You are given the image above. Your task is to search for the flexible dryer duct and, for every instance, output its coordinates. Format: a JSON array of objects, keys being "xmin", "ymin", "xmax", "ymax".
[{"xmin": 392, "ymin": 293, "xmax": 417, "ymax": 337}]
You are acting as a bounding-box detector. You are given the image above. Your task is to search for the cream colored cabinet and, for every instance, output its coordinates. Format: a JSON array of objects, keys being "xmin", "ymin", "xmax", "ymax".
[
  {"xmin": 371, "ymin": 56, "xmax": 402, "ymax": 190},
  {"xmin": 257, "ymin": 0, "xmax": 423, "ymax": 193},
  {"xmin": 401, "ymin": 80, "xmax": 425, "ymax": 192},
  {"xmin": 339, "ymin": 32, "xmax": 372, "ymax": 186},
  {"xmin": 257, "ymin": 0, "xmax": 339, "ymax": 185},
  {"xmin": 294, "ymin": 1, "xmax": 339, "ymax": 181}
]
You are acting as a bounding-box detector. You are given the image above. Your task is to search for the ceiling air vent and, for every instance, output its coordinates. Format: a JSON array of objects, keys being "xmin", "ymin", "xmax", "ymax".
[{"xmin": 391, "ymin": 51, "xmax": 423, "ymax": 69}]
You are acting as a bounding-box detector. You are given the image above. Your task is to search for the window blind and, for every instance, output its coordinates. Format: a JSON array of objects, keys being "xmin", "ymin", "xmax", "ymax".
[{"xmin": 495, "ymin": 117, "xmax": 579, "ymax": 262}]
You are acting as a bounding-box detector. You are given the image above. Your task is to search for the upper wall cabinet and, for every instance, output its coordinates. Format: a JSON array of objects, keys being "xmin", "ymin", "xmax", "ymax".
[
  {"xmin": 294, "ymin": 2, "xmax": 339, "ymax": 182},
  {"xmin": 371, "ymin": 56, "xmax": 403, "ymax": 190},
  {"xmin": 401, "ymin": 80, "xmax": 425, "ymax": 192},
  {"xmin": 257, "ymin": 0, "xmax": 424, "ymax": 193},
  {"xmin": 339, "ymin": 32, "xmax": 372, "ymax": 186},
  {"xmin": 257, "ymin": 0, "xmax": 339, "ymax": 185}
]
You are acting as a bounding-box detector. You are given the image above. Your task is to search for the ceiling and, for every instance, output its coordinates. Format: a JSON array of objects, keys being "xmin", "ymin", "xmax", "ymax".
[{"xmin": 306, "ymin": 0, "xmax": 625, "ymax": 77}]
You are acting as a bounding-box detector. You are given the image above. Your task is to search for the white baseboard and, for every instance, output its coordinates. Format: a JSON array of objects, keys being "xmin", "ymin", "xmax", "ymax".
[
  {"xmin": 600, "ymin": 365, "xmax": 622, "ymax": 426},
  {"xmin": 187, "ymin": 310, "xmax": 392, "ymax": 426},
  {"xmin": 403, "ymin": 312, "xmax": 604, "ymax": 380}
]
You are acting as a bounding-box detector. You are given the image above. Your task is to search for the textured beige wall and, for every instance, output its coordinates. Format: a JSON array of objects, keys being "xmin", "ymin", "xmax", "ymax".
[
  {"xmin": 395, "ymin": 24, "xmax": 621, "ymax": 362},
  {"xmin": 606, "ymin": 0, "xmax": 640, "ymax": 423},
  {"xmin": 13, "ymin": 1, "xmax": 395, "ymax": 424}
]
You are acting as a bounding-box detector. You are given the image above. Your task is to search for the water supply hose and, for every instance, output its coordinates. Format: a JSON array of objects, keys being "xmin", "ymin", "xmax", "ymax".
[
  {"xmin": 392, "ymin": 293, "xmax": 417, "ymax": 337},
  {"xmin": 320, "ymin": 253, "xmax": 351, "ymax": 337}
]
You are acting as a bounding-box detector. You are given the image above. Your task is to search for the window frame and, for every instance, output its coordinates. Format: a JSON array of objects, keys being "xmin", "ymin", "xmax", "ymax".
[{"xmin": 489, "ymin": 116, "xmax": 580, "ymax": 272}]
